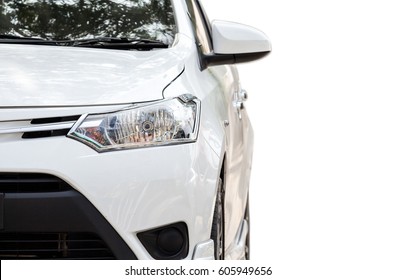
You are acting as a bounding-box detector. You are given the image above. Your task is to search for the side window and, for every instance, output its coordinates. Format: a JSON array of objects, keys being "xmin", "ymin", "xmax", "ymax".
[{"xmin": 187, "ymin": 0, "xmax": 212, "ymax": 55}]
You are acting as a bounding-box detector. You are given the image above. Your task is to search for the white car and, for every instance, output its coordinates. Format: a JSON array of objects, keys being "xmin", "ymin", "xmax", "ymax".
[{"xmin": 0, "ymin": 0, "xmax": 270, "ymax": 260}]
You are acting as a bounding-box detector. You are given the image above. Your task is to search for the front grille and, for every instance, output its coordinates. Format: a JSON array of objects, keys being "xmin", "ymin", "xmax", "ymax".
[
  {"xmin": 30, "ymin": 115, "xmax": 80, "ymax": 125},
  {"xmin": 22, "ymin": 129, "xmax": 71, "ymax": 139},
  {"xmin": 0, "ymin": 232, "xmax": 116, "ymax": 259},
  {"xmin": 0, "ymin": 173, "xmax": 73, "ymax": 193},
  {"xmin": 0, "ymin": 116, "xmax": 79, "ymax": 140},
  {"xmin": 22, "ymin": 115, "xmax": 80, "ymax": 139}
]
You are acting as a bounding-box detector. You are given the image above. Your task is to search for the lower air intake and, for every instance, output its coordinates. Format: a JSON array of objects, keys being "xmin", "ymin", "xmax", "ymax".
[
  {"xmin": 0, "ymin": 232, "xmax": 116, "ymax": 260},
  {"xmin": 0, "ymin": 173, "xmax": 73, "ymax": 193}
]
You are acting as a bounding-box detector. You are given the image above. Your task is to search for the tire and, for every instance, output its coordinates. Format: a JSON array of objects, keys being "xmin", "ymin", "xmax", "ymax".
[
  {"xmin": 244, "ymin": 196, "xmax": 250, "ymax": 260},
  {"xmin": 210, "ymin": 178, "xmax": 225, "ymax": 260}
]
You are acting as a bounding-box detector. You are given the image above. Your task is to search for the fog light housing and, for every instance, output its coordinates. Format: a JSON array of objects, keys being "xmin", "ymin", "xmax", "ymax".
[{"xmin": 137, "ymin": 222, "xmax": 188, "ymax": 260}]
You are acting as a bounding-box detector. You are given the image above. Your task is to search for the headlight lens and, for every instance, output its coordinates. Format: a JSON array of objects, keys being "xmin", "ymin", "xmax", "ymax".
[{"xmin": 68, "ymin": 94, "xmax": 200, "ymax": 152}]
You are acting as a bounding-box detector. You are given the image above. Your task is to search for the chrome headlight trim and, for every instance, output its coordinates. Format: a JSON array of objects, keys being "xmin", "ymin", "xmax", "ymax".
[{"xmin": 67, "ymin": 94, "xmax": 200, "ymax": 152}]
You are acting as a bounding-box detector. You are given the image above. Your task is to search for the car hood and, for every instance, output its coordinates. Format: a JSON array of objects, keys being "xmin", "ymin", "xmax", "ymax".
[{"xmin": 0, "ymin": 44, "xmax": 184, "ymax": 107}]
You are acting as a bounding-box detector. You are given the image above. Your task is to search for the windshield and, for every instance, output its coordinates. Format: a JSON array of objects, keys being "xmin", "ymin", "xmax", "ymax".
[{"xmin": 0, "ymin": 0, "xmax": 176, "ymax": 45}]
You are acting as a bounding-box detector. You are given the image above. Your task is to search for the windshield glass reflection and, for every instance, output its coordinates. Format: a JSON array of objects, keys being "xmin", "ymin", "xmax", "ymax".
[{"xmin": 0, "ymin": 0, "xmax": 175, "ymax": 44}]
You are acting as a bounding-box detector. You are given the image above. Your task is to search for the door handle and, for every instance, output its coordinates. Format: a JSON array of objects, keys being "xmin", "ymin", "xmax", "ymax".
[{"xmin": 233, "ymin": 89, "xmax": 248, "ymax": 119}]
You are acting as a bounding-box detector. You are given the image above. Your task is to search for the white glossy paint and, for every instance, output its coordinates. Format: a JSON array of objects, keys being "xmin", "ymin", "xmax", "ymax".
[
  {"xmin": 0, "ymin": 44, "xmax": 184, "ymax": 107},
  {"xmin": 212, "ymin": 20, "xmax": 272, "ymax": 54},
  {"xmin": 192, "ymin": 240, "xmax": 215, "ymax": 260},
  {"xmin": 225, "ymin": 219, "xmax": 249, "ymax": 260}
]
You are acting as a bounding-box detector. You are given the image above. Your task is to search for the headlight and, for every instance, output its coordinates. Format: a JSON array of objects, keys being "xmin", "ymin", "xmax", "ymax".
[{"xmin": 68, "ymin": 94, "xmax": 200, "ymax": 152}]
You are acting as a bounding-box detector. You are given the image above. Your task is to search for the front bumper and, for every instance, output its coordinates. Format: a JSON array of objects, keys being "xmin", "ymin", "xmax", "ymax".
[
  {"xmin": 0, "ymin": 184, "xmax": 137, "ymax": 259},
  {"xmin": 0, "ymin": 123, "xmax": 221, "ymax": 259}
]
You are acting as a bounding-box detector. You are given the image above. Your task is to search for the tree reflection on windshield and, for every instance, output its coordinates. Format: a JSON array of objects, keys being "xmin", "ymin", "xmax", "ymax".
[{"xmin": 0, "ymin": 0, "xmax": 175, "ymax": 44}]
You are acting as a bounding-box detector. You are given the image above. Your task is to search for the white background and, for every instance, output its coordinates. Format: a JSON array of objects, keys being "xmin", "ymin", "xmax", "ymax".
[{"xmin": 201, "ymin": 0, "xmax": 395, "ymax": 279}]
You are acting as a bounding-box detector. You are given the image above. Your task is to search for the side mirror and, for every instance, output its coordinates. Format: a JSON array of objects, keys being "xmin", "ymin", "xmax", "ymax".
[{"xmin": 204, "ymin": 20, "xmax": 271, "ymax": 67}]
